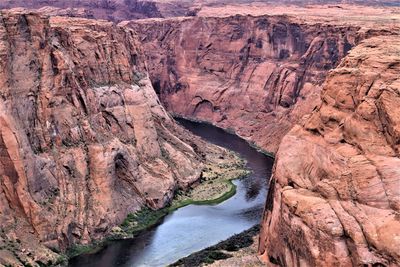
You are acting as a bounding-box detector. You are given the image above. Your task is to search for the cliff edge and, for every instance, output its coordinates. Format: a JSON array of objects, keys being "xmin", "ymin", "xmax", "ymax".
[
  {"xmin": 259, "ymin": 36, "xmax": 400, "ymax": 266},
  {"xmin": 0, "ymin": 11, "xmax": 234, "ymax": 266}
]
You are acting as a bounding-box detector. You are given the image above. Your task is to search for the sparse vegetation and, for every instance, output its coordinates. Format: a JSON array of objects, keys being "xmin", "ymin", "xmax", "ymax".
[
  {"xmin": 114, "ymin": 177, "xmax": 241, "ymax": 240},
  {"xmin": 66, "ymin": 146, "xmax": 250, "ymax": 261},
  {"xmin": 67, "ymin": 243, "xmax": 103, "ymax": 259},
  {"xmin": 133, "ymin": 71, "xmax": 147, "ymax": 85},
  {"xmin": 170, "ymin": 225, "xmax": 260, "ymax": 266},
  {"xmin": 115, "ymin": 155, "xmax": 250, "ymax": 239},
  {"xmin": 119, "ymin": 207, "xmax": 169, "ymax": 235},
  {"xmin": 56, "ymin": 254, "xmax": 68, "ymax": 265}
]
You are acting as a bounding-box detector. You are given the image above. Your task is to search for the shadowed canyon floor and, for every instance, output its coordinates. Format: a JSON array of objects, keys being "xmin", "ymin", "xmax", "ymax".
[{"xmin": 0, "ymin": 2, "xmax": 399, "ymax": 267}]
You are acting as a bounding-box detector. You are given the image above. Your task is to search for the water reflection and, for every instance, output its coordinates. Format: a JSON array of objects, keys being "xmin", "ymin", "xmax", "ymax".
[{"xmin": 69, "ymin": 119, "xmax": 273, "ymax": 267}]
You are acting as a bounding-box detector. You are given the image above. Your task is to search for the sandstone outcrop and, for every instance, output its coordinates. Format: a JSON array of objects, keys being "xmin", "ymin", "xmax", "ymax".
[
  {"xmin": 259, "ymin": 36, "xmax": 400, "ymax": 266},
  {"xmin": 0, "ymin": 0, "xmax": 163, "ymax": 22},
  {"xmin": 1, "ymin": 3, "xmax": 399, "ymax": 267},
  {"xmin": 0, "ymin": 10, "xmax": 235, "ymax": 266},
  {"xmin": 126, "ymin": 15, "xmax": 385, "ymax": 152},
  {"xmin": 2, "ymin": 0, "xmax": 400, "ymax": 23}
]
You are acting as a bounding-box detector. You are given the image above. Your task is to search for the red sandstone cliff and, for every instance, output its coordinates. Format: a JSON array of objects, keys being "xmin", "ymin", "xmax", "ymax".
[
  {"xmin": 0, "ymin": 0, "xmax": 163, "ymax": 21},
  {"xmin": 259, "ymin": 36, "xmax": 400, "ymax": 266},
  {"xmin": 0, "ymin": 10, "xmax": 233, "ymax": 266},
  {"xmin": 126, "ymin": 15, "xmax": 386, "ymax": 152},
  {"xmin": 2, "ymin": 0, "xmax": 400, "ymax": 22},
  {"xmin": 125, "ymin": 11, "xmax": 400, "ymax": 267},
  {"xmin": 0, "ymin": 5, "xmax": 399, "ymax": 267}
]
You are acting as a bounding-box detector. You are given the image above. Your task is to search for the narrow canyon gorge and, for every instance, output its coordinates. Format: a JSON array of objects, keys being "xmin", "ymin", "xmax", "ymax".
[
  {"xmin": 0, "ymin": 10, "xmax": 244, "ymax": 266},
  {"xmin": 126, "ymin": 15, "xmax": 388, "ymax": 152},
  {"xmin": 126, "ymin": 10, "xmax": 400, "ymax": 266},
  {"xmin": 0, "ymin": 2, "xmax": 399, "ymax": 267}
]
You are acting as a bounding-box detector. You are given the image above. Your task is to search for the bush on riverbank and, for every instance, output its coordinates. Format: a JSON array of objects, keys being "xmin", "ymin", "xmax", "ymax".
[
  {"xmin": 67, "ymin": 150, "xmax": 250, "ymax": 260},
  {"xmin": 114, "ymin": 154, "xmax": 249, "ymax": 240},
  {"xmin": 170, "ymin": 225, "xmax": 260, "ymax": 266}
]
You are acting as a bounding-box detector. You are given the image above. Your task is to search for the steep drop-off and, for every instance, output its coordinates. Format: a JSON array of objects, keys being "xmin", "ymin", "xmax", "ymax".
[
  {"xmin": 259, "ymin": 36, "xmax": 400, "ymax": 266},
  {"xmin": 0, "ymin": 10, "xmax": 237, "ymax": 266},
  {"xmin": 126, "ymin": 15, "xmax": 387, "ymax": 152},
  {"xmin": 125, "ymin": 11, "xmax": 400, "ymax": 267},
  {"xmin": 1, "ymin": 6, "xmax": 399, "ymax": 267}
]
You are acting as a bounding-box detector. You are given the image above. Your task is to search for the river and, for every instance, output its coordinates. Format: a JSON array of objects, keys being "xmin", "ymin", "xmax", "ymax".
[{"xmin": 69, "ymin": 119, "xmax": 274, "ymax": 267}]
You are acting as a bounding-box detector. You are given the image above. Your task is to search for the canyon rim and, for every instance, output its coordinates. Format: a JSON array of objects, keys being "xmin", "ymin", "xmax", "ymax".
[{"xmin": 0, "ymin": 1, "xmax": 399, "ymax": 267}]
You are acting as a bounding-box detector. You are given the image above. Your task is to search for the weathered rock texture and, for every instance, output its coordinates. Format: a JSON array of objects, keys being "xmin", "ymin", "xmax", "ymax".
[
  {"xmin": 259, "ymin": 36, "xmax": 400, "ymax": 266},
  {"xmin": 126, "ymin": 15, "xmax": 391, "ymax": 152},
  {"xmin": 3, "ymin": 0, "xmax": 400, "ymax": 22},
  {"xmin": 197, "ymin": 3, "xmax": 400, "ymax": 27},
  {"xmin": 0, "ymin": 10, "xmax": 232, "ymax": 266},
  {"xmin": 0, "ymin": 0, "xmax": 163, "ymax": 22}
]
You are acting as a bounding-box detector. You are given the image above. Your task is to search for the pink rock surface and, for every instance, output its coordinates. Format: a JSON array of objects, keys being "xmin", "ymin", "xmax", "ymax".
[
  {"xmin": 127, "ymin": 15, "xmax": 389, "ymax": 152},
  {"xmin": 259, "ymin": 36, "xmax": 400, "ymax": 267},
  {"xmin": 0, "ymin": 0, "xmax": 163, "ymax": 21},
  {"xmin": 0, "ymin": 11, "xmax": 230, "ymax": 266}
]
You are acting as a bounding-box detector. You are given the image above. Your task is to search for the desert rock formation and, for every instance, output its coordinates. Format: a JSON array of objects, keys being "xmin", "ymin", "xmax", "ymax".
[
  {"xmin": 0, "ymin": 10, "xmax": 235, "ymax": 266},
  {"xmin": 0, "ymin": 3, "xmax": 399, "ymax": 267},
  {"xmin": 0, "ymin": 0, "xmax": 163, "ymax": 21},
  {"xmin": 127, "ymin": 15, "xmax": 386, "ymax": 152},
  {"xmin": 126, "ymin": 8, "xmax": 400, "ymax": 266},
  {"xmin": 259, "ymin": 36, "xmax": 400, "ymax": 266}
]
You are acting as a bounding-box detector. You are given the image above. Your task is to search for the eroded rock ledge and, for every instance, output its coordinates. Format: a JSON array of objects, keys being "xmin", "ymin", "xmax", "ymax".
[
  {"xmin": 0, "ymin": 11, "xmax": 239, "ymax": 266},
  {"xmin": 259, "ymin": 36, "xmax": 400, "ymax": 266}
]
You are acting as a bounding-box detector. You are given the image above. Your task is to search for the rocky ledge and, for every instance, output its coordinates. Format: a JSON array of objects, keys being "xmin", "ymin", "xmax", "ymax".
[{"xmin": 259, "ymin": 36, "xmax": 400, "ymax": 266}]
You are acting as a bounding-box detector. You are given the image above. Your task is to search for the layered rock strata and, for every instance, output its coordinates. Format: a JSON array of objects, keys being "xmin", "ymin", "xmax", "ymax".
[
  {"xmin": 126, "ymin": 15, "xmax": 388, "ymax": 152},
  {"xmin": 2, "ymin": 0, "xmax": 400, "ymax": 22},
  {"xmin": 0, "ymin": 0, "xmax": 162, "ymax": 21},
  {"xmin": 259, "ymin": 36, "xmax": 400, "ymax": 266},
  {"xmin": 0, "ymin": 11, "xmax": 234, "ymax": 266}
]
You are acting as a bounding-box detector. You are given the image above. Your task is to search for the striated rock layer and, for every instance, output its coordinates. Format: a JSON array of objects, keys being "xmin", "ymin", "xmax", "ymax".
[
  {"xmin": 3, "ymin": 0, "xmax": 400, "ymax": 22},
  {"xmin": 0, "ymin": 10, "xmax": 233, "ymax": 266},
  {"xmin": 0, "ymin": 0, "xmax": 163, "ymax": 21},
  {"xmin": 126, "ymin": 15, "xmax": 391, "ymax": 152},
  {"xmin": 259, "ymin": 36, "xmax": 400, "ymax": 266}
]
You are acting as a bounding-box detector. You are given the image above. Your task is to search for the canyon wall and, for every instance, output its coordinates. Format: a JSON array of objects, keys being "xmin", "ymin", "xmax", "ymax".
[
  {"xmin": 3, "ymin": 0, "xmax": 399, "ymax": 22},
  {"xmin": 0, "ymin": 5, "xmax": 398, "ymax": 267},
  {"xmin": 127, "ymin": 12, "xmax": 400, "ymax": 266},
  {"xmin": 126, "ymin": 15, "xmax": 378, "ymax": 152},
  {"xmin": 0, "ymin": 0, "xmax": 163, "ymax": 21},
  {"xmin": 259, "ymin": 36, "xmax": 400, "ymax": 266},
  {"xmin": 0, "ymin": 10, "xmax": 230, "ymax": 266}
]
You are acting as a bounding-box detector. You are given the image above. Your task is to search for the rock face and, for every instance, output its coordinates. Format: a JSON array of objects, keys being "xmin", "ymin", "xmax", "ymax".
[
  {"xmin": 0, "ymin": 0, "xmax": 163, "ymax": 21},
  {"xmin": 0, "ymin": 5, "xmax": 399, "ymax": 267},
  {"xmin": 0, "ymin": 10, "xmax": 231, "ymax": 266},
  {"xmin": 127, "ymin": 15, "xmax": 383, "ymax": 152},
  {"xmin": 259, "ymin": 36, "xmax": 400, "ymax": 266},
  {"xmin": 2, "ymin": 0, "xmax": 400, "ymax": 22}
]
